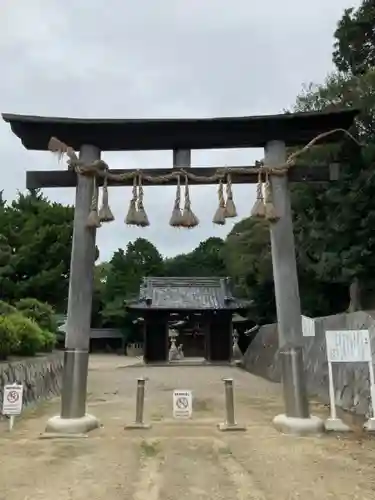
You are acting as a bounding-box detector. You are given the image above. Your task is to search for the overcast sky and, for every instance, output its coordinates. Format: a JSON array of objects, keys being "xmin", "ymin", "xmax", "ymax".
[{"xmin": 0, "ymin": 0, "xmax": 361, "ymax": 261}]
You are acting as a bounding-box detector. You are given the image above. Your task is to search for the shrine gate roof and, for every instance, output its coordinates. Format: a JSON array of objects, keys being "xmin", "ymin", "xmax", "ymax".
[
  {"xmin": 127, "ymin": 276, "xmax": 250, "ymax": 312},
  {"xmin": 2, "ymin": 108, "xmax": 359, "ymax": 151}
]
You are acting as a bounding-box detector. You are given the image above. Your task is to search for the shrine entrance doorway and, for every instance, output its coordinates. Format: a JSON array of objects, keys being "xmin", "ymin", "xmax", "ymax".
[{"xmin": 128, "ymin": 277, "xmax": 249, "ymax": 364}]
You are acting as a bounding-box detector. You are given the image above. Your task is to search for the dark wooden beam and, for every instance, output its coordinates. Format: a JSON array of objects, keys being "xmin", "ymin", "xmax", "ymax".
[
  {"xmin": 3, "ymin": 109, "xmax": 359, "ymax": 150},
  {"xmin": 26, "ymin": 164, "xmax": 341, "ymax": 190}
]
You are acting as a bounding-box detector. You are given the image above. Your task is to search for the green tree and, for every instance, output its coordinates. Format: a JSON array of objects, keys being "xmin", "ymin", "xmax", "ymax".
[
  {"xmin": 101, "ymin": 238, "xmax": 164, "ymax": 326},
  {"xmin": 0, "ymin": 190, "xmax": 74, "ymax": 311},
  {"xmin": 333, "ymin": 0, "xmax": 375, "ymax": 75},
  {"xmin": 14, "ymin": 297, "xmax": 57, "ymax": 332},
  {"xmin": 223, "ymin": 217, "xmax": 275, "ymax": 324},
  {"xmin": 163, "ymin": 237, "xmax": 227, "ymax": 277},
  {"xmin": 7, "ymin": 313, "xmax": 44, "ymax": 356},
  {"xmin": 91, "ymin": 262, "xmax": 112, "ymax": 328},
  {"xmin": 292, "ymin": 69, "xmax": 375, "ymax": 310}
]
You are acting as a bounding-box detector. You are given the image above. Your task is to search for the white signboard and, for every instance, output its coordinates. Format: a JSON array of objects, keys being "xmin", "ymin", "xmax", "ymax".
[
  {"xmin": 302, "ymin": 315, "xmax": 316, "ymax": 337},
  {"xmin": 173, "ymin": 390, "xmax": 192, "ymax": 419},
  {"xmin": 325, "ymin": 330, "xmax": 375, "ymax": 424},
  {"xmin": 2, "ymin": 384, "xmax": 23, "ymax": 415},
  {"xmin": 325, "ymin": 330, "xmax": 372, "ymax": 363}
]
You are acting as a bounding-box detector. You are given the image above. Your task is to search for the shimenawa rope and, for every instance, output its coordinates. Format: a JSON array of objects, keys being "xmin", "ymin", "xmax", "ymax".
[{"xmin": 48, "ymin": 128, "xmax": 361, "ymax": 228}]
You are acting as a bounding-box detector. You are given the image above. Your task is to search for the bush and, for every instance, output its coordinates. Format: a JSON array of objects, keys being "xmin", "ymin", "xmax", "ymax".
[
  {"xmin": 7, "ymin": 313, "xmax": 44, "ymax": 356},
  {"xmin": 14, "ymin": 298, "xmax": 57, "ymax": 332},
  {"xmin": 0, "ymin": 316, "xmax": 19, "ymax": 360},
  {"xmin": 40, "ymin": 330, "xmax": 56, "ymax": 352},
  {"xmin": 0, "ymin": 300, "xmax": 17, "ymax": 316}
]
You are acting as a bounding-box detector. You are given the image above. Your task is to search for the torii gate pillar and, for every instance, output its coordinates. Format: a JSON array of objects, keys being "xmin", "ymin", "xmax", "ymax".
[
  {"xmin": 46, "ymin": 144, "xmax": 100, "ymax": 434},
  {"xmin": 266, "ymin": 140, "xmax": 323, "ymax": 435}
]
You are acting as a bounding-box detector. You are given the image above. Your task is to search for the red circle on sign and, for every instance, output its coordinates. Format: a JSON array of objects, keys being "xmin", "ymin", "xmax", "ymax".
[{"xmin": 7, "ymin": 390, "xmax": 19, "ymax": 403}]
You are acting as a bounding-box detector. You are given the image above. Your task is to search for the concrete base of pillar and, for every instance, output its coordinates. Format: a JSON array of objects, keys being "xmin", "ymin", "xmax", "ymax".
[
  {"xmin": 124, "ymin": 422, "xmax": 151, "ymax": 430},
  {"xmin": 217, "ymin": 422, "xmax": 246, "ymax": 432},
  {"xmin": 45, "ymin": 414, "xmax": 100, "ymax": 435},
  {"xmin": 325, "ymin": 418, "xmax": 352, "ymax": 432},
  {"xmin": 363, "ymin": 417, "xmax": 375, "ymax": 432},
  {"xmin": 273, "ymin": 414, "xmax": 324, "ymax": 436}
]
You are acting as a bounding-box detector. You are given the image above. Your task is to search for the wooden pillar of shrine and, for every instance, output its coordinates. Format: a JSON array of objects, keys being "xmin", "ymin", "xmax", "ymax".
[
  {"xmin": 203, "ymin": 313, "xmax": 212, "ymax": 361},
  {"xmin": 208, "ymin": 311, "xmax": 232, "ymax": 363},
  {"xmin": 143, "ymin": 312, "xmax": 169, "ymax": 364}
]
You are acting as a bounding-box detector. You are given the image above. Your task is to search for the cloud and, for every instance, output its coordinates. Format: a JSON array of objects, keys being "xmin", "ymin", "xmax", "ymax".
[{"xmin": 0, "ymin": 0, "xmax": 362, "ymax": 260}]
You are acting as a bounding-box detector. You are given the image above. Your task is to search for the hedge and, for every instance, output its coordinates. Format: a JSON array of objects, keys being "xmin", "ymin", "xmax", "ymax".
[{"xmin": 0, "ymin": 299, "xmax": 57, "ymax": 360}]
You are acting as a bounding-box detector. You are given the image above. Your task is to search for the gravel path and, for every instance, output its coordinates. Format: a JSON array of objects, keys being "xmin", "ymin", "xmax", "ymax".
[{"xmin": 0, "ymin": 354, "xmax": 374, "ymax": 500}]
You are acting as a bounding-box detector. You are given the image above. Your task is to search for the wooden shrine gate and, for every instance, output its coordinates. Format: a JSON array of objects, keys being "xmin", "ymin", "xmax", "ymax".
[{"xmin": 2, "ymin": 109, "xmax": 359, "ymax": 435}]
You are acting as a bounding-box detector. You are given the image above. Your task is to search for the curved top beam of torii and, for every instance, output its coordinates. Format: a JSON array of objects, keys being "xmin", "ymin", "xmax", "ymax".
[{"xmin": 2, "ymin": 108, "xmax": 359, "ymax": 152}]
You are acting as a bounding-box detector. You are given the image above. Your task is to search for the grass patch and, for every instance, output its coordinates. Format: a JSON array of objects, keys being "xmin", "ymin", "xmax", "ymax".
[
  {"xmin": 217, "ymin": 445, "xmax": 232, "ymax": 456},
  {"xmin": 140, "ymin": 439, "xmax": 160, "ymax": 458}
]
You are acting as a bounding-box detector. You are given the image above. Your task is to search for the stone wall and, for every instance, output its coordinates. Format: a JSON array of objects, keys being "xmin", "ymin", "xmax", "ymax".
[
  {"xmin": 0, "ymin": 352, "xmax": 64, "ymax": 414},
  {"xmin": 242, "ymin": 311, "xmax": 375, "ymax": 417}
]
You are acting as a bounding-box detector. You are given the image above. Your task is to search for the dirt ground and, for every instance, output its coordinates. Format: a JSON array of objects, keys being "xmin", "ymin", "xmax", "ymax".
[{"xmin": 0, "ymin": 355, "xmax": 375, "ymax": 500}]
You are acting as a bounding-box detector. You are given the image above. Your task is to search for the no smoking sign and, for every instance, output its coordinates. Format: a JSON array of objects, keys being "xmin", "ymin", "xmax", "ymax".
[
  {"xmin": 2, "ymin": 384, "xmax": 23, "ymax": 415},
  {"xmin": 7, "ymin": 390, "xmax": 20, "ymax": 404},
  {"xmin": 173, "ymin": 390, "xmax": 192, "ymax": 419},
  {"xmin": 176, "ymin": 397, "xmax": 189, "ymax": 409}
]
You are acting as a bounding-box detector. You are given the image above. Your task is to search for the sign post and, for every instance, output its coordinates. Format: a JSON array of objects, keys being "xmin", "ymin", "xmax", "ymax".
[
  {"xmin": 301, "ymin": 315, "xmax": 316, "ymax": 337},
  {"xmin": 173, "ymin": 390, "xmax": 192, "ymax": 419},
  {"xmin": 2, "ymin": 383, "xmax": 23, "ymax": 431},
  {"xmin": 325, "ymin": 330, "xmax": 375, "ymax": 432}
]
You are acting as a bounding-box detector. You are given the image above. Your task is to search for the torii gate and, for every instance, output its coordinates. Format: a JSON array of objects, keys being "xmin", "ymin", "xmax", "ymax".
[{"xmin": 2, "ymin": 109, "xmax": 358, "ymax": 435}]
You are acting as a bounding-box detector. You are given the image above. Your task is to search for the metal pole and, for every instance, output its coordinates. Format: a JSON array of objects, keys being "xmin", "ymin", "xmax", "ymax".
[
  {"xmin": 125, "ymin": 377, "xmax": 151, "ymax": 430},
  {"xmin": 266, "ymin": 140, "xmax": 310, "ymax": 420},
  {"xmin": 135, "ymin": 378, "xmax": 146, "ymax": 424},
  {"xmin": 279, "ymin": 347, "xmax": 309, "ymax": 418},
  {"xmin": 224, "ymin": 378, "xmax": 236, "ymax": 425},
  {"xmin": 218, "ymin": 378, "xmax": 246, "ymax": 431}
]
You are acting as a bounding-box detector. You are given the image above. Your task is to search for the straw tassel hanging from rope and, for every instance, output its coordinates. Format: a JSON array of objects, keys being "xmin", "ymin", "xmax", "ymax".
[
  {"xmin": 135, "ymin": 175, "xmax": 150, "ymax": 227},
  {"xmin": 213, "ymin": 180, "xmax": 226, "ymax": 225},
  {"xmin": 98, "ymin": 173, "xmax": 115, "ymax": 223},
  {"xmin": 48, "ymin": 137, "xmax": 78, "ymax": 168},
  {"xmin": 86, "ymin": 176, "xmax": 102, "ymax": 228},
  {"xmin": 180, "ymin": 175, "xmax": 199, "ymax": 228},
  {"xmin": 125, "ymin": 176, "xmax": 139, "ymax": 226},
  {"xmin": 263, "ymin": 171, "xmax": 279, "ymax": 222},
  {"xmin": 251, "ymin": 170, "xmax": 266, "ymax": 218},
  {"xmin": 224, "ymin": 174, "xmax": 237, "ymax": 218},
  {"xmin": 169, "ymin": 175, "xmax": 183, "ymax": 227}
]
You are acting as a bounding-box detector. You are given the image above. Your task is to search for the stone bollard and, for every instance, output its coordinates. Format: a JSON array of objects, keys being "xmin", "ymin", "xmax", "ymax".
[
  {"xmin": 218, "ymin": 378, "xmax": 246, "ymax": 432},
  {"xmin": 125, "ymin": 378, "xmax": 151, "ymax": 430}
]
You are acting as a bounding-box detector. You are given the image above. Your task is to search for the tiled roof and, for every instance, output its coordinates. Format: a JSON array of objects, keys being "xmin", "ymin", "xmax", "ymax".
[{"xmin": 128, "ymin": 277, "xmax": 249, "ymax": 311}]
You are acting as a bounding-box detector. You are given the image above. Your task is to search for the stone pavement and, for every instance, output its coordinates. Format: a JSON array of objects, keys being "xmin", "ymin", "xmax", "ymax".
[{"xmin": 0, "ymin": 354, "xmax": 374, "ymax": 500}]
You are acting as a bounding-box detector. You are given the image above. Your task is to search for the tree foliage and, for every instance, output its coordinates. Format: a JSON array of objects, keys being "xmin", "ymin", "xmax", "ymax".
[
  {"xmin": 100, "ymin": 238, "xmax": 164, "ymax": 326},
  {"xmin": 222, "ymin": 218, "xmax": 275, "ymax": 324},
  {"xmin": 0, "ymin": 190, "xmax": 74, "ymax": 311},
  {"xmin": 292, "ymin": 69, "xmax": 375, "ymax": 297},
  {"xmin": 163, "ymin": 237, "xmax": 226, "ymax": 277},
  {"xmin": 14, "ymin": 297, "xmax": 57, "ymax": 332},
  {"xmin": 333, "ymin": 0, "xmax": 375, "ymax": 75}
]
